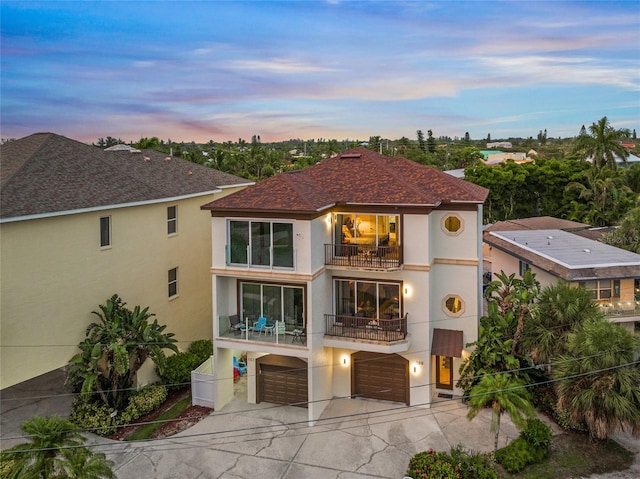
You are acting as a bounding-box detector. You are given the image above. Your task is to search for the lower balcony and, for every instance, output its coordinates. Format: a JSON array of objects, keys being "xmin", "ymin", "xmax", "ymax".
[
  {"xmin": 217, "ymin": 315, "xmax": 307, "ymax": 347},
  {"xmin": 324, "ymin": 313, "xmax": 407, "ymax": 341},
  {"xmin": 599, "ymin": 301, "xmax": 640, "ymax": 322}
]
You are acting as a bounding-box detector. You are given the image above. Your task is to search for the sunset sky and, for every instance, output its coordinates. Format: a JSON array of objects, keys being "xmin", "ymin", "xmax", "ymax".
[{"xmin": 2, "ymin": 1, "xmax": 639, "ymax": 144}]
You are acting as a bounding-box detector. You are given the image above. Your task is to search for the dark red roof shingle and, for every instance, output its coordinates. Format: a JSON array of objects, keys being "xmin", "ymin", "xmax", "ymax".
[{"xmin": 202, "ymin": 147, "xmax": 488, "ymax": 214}]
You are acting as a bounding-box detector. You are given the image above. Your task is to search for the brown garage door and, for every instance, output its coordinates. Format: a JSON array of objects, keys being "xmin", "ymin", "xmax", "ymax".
[
  {"xmin": 257, "ymin": 355, "xmax": 308, "ymax": 408},
  {"xmin": 352, "ymin": 352, "xmax": 409, "ymax": 405}
]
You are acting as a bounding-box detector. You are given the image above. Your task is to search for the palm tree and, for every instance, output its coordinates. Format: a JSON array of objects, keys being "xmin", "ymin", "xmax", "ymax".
[
  {"xmin": 467, "ymin": 373, "xmax": 535, "ymax": 453},
  {"xmin": 1, "ymin": 415, "xmax": 114, "ymax": 479},
  {"xmin": 521, "ymin": 281, "xmax": 603, "ymax": 366},
  {"xmin": 553, "ymin": 318, "xmax": 640, "ymax": 441},
  {"xmin": 574, "ymin": 116, "xmax": 629, "ymax": 170}
]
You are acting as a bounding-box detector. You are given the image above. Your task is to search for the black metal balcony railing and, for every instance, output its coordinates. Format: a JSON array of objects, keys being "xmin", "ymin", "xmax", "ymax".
[
  {"xmin": 324, "ymin": 244, "xmax": 400, "ymax": 269},
  {"xmin": 324, "ymin": 314, "xmax": 407, "ymax": 342}
]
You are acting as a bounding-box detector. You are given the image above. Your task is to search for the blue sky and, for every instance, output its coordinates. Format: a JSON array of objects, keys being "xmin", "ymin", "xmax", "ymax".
[{"xmin": 2, "ymin": 1, "xmax": 639, "ymax": 143}]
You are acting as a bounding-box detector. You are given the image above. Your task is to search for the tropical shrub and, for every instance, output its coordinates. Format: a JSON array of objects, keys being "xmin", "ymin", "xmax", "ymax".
[
  {"xmin": 522, "ymin": 418, "xmax": 552, "ymax": 450},
  {"xmin": 66, "ymin": 294, "xmax": 178, "ymax": 410},
  {"xmin": 447, "ymin": 444, "xmax": 497, "ymax": 479},
  {"xmin": 70, "ymin": 398, "xmax": 118, "ymax": 435},
  {"xmin": 158, "ymin": 352, "xmax": 199, "ymax": 390},
  {"xmin": 119, "ymin": 384, "xmax": 168, "ymax": 424},
  {"xmin": 188, "ymin": 339, "xmax": 213, "ymax": 363},
  {"xmin": 495, "ymin": 437, "xmax": 533, "ymax": 473},
  {"xmin": 495, "ymin": 417, "xmax": 553, "ymax": 473},
  {"xmin": 406, "ymin": 449, "xmax": 460, "ymax": 479}
]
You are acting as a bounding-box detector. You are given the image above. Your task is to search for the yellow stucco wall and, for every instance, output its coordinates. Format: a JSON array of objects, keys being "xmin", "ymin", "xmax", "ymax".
[{"xmin": 0, "ymin": 186, "xmax": 245, "ymax": 389}]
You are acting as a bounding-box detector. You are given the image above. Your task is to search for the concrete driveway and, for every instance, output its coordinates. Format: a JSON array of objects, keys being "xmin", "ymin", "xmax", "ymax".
[
  {"xmin": 99, "ymin": 386, "xmax": 519, "ymax": 479},
  {"xmin": 3, "ymin": 372, "xmax": 638, "ymax": 478}
]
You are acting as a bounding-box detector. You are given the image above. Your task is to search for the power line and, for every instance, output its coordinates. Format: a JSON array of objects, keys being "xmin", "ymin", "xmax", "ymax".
[{"xmin": 2, "ymin": 356, "xmax": 637, "ymax": 450}]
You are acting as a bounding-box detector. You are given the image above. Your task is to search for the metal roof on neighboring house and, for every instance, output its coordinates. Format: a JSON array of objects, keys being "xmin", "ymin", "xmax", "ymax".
[
  {"xmin": 485, "ymin": 229, "xmax": 640, "ymax": 280},
  {"xmin": 0, "ymin": 133, "xmax": 250, "ymax": 220},
  {"xmin": 201, "ymin": 147, "xmax": 489, "ymax": 216}
]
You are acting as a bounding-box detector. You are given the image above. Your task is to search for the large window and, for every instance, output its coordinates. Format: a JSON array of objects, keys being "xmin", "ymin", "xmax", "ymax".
[
  {"xmin": 335, "ymin": 279, "xmax": 401, "ymax": 318},
  {"xmin": 334, "ymin": 213, "xmax": 398, "ymax": 247},
  {"xmin": 240, "ymin": 282, "xmax": 304, "ymax": 329},
  {"xmin": 100, "ymin": 216, "xmax": 111, "ymax": 247},
  {"xmin": 229, "ymin": 220, "xmax": 293, "ymax": 268},
  {"xmin": 579, "ymin": 280, "xmax": 620, "ymax": 300},
  {"xmin": 167, "ymin": 206, "xmax": 177, "ymax": 235}
]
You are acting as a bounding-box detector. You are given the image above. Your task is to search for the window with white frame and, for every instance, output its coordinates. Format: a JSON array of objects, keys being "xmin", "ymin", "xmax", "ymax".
[
  {"xmin": 579, "ymin": 280, "xmax": 620, "ymax": 300},
  {"xmin": 519, "ymin": 260, "xmax": 531, "ymax": 276},
  {"xmin": 100, "ymin": 216, "xmax": 111, "ymax": 247},
  {"xmin": 167, "ymin": 206, "xmax": 177, "ymax": 235},
  {"xmin": 168, "ymin": 267, "xmax": 178, "ymax": 298},
  {"xmin": 228, "ymin": 220, "xmax": 294, "ymax": 268}
]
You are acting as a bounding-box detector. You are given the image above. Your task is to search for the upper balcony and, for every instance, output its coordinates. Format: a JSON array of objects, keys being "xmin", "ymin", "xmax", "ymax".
[{"xmin": 324, "ymin": 244, "xmax": 400, "ymax": 271}]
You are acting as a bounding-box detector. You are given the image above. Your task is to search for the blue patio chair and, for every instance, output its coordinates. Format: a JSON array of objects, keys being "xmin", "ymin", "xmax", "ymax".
[
  {"xmin": 233, "ymin": 356, "xmax": 247, "ymax": 376},
  {"xmin": 252, "ymin": 316, "xmax": 268, "ymax": 335}
]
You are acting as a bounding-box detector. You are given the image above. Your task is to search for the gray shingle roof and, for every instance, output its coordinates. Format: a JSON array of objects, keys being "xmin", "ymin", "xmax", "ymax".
[
  {"xmin": 0, "ymin": 133, "xmax": 249, "ymax": 220},
  {"xmin": 201, "ymin": 147, "xmax": 489, "ymax": 215}
]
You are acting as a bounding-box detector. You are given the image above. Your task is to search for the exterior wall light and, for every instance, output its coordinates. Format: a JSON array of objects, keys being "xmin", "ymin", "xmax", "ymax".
[{"xmin": 341, "ymin": 355, "xmax": 349, "ymax": 367}]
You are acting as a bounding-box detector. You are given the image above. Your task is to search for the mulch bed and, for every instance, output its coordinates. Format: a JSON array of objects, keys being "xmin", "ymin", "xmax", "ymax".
[{"xmin": 107, "ymin": 388, "xmax": 213, "ymax": 441}]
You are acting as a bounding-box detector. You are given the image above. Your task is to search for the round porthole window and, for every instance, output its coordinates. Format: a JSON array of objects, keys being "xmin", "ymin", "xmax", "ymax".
[{"xmin": 443, "ymin": 295, "xmax": 464, "ymax": 317}]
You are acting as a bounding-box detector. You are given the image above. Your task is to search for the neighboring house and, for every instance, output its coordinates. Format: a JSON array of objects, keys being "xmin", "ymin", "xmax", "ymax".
[
  {"xmin": 201, "ymin": 147, "xmax": 489, "ymax": 423},
  {"xmin": 484, "ymin": 227, "xmax": 640, "ymax": 332},
  {"xmin": 0, "ymin": 133, "xmax": 251, "ymax": 389}
]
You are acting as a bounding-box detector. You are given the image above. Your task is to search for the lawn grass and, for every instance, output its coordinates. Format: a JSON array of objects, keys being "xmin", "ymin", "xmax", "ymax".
[
  {"xmin": 126, "ymin": 396, "xmax": 192, "ymax": 441},
  {"xmin": 497, "ymin": 432, "xmax": 635, "ymax": 478}
]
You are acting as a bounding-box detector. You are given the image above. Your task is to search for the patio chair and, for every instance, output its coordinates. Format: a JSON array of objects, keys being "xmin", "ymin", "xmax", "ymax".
[
  {"xmin": 228, "ymin": 314, "xmax": 243, "ymax": 335},
  {"xmin": 252, "ymin": 316, "xmax": 268, "ymax": 335},
  {"xmin": 233, "ymin": 356, "xmax": 247, "ymax": 376}
]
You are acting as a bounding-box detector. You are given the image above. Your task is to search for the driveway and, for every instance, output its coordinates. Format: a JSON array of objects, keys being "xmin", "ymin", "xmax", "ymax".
[{"xmin": 2, "ymin": 373, "xmax": 638, "ymax": 478}]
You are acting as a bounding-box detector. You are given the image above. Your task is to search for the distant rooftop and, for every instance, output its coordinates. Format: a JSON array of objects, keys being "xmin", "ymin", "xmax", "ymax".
[{"xmin": 486, "ymin": 229, "xmax": 640, "ymax": 280}]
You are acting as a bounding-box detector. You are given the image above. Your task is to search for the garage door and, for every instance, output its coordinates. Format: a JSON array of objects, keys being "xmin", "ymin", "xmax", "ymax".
[
  {"xmin": 257, "ymin": 355, "xmax": 308, "ymax": 408},
  {"xmin": 352, "ymin": 352, "xmax": 409, "ymax": 405}
]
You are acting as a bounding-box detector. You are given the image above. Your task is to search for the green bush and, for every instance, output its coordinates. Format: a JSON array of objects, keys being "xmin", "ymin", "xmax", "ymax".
[
  {"xmin": 448, "ymin": 444, "xmax": 497, "ymax": 479},
  {"xmin": 406, "ymin": 449, "xmax": 461, "ymax": 479},
  {"xmin": 496, "ymin": 437, "xmax": 533, "ymax": 473},
  {"xmin": 522, "ymin": 418, "xmax": 552, "ymax": 449},
  {"xmin": 188, "ymin": 339, "xmax": 213, "ymax": 363},
  {"xmin": 70, "ymin": 398, "xmax": 118, "ymax": 436},
  {"xmin": 120, "ymin": 384, "xmax": 168, "ymax": 424},
  {"xmin": 158, "ymin": 352, "xmax": 199, "ymax": 390}
]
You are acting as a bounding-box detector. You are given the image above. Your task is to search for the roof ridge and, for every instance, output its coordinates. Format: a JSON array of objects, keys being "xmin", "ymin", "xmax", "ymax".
[
  {"xmin": 280, "ymin": 170, "xmax": 326, "ymax": 211},
  {"xmin": 0, "ymin": 133, "xmax": 52, "ymax": 189}
]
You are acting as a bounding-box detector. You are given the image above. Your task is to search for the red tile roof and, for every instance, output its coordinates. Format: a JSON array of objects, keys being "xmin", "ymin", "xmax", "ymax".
[
  {"xmin": 202, "ymin": 147, "xmax": 488, "ymax": 216},
  {"xmin": 1, "ymin": 133, "xmax": 249, "ymax": 220}
]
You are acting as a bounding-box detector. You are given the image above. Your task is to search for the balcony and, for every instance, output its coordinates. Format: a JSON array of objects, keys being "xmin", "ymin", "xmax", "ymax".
[
  {"xmin": 598, "ymin": 301, "xmax": 640, "ymax": 322},
  {"xmin": 217, "ymin": 315, "xmax": 307, "ymax": 347},
  {"xmin": 324, "ymin": 313, "xmax": 407, "ymax": 342},
  {"xmin": 324, "ymin": 244, "xmax": 400, "ymax": 270}
]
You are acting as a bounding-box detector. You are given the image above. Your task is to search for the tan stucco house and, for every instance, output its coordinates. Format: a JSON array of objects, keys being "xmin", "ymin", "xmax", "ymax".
[
  {"xmin": 484, "ymin": 221, "xmax": 640, "ymax": 333},
  {"xmin": 201, "ymin": 147, "xmax": 489, "ymax": 423},
  {"xmin": 0, "ymin": 133, "xmax": 250, "ymax": 389}
]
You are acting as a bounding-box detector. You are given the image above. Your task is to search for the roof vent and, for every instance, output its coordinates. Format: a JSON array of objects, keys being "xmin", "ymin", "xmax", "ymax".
[
  {"xmin": 164, "ymin": 157, "xmax": 171, "ymax": 161},
  {"xmin": 547, "ymin": 235, "xmax": 553, "ymax": 239},
  {"xmin": 584, "ymin": 248, "xmax": 591, "ymax": 253},
  {"xmin": 341, "ymin": 153, "xmax": 361, "ymax": 159}
]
